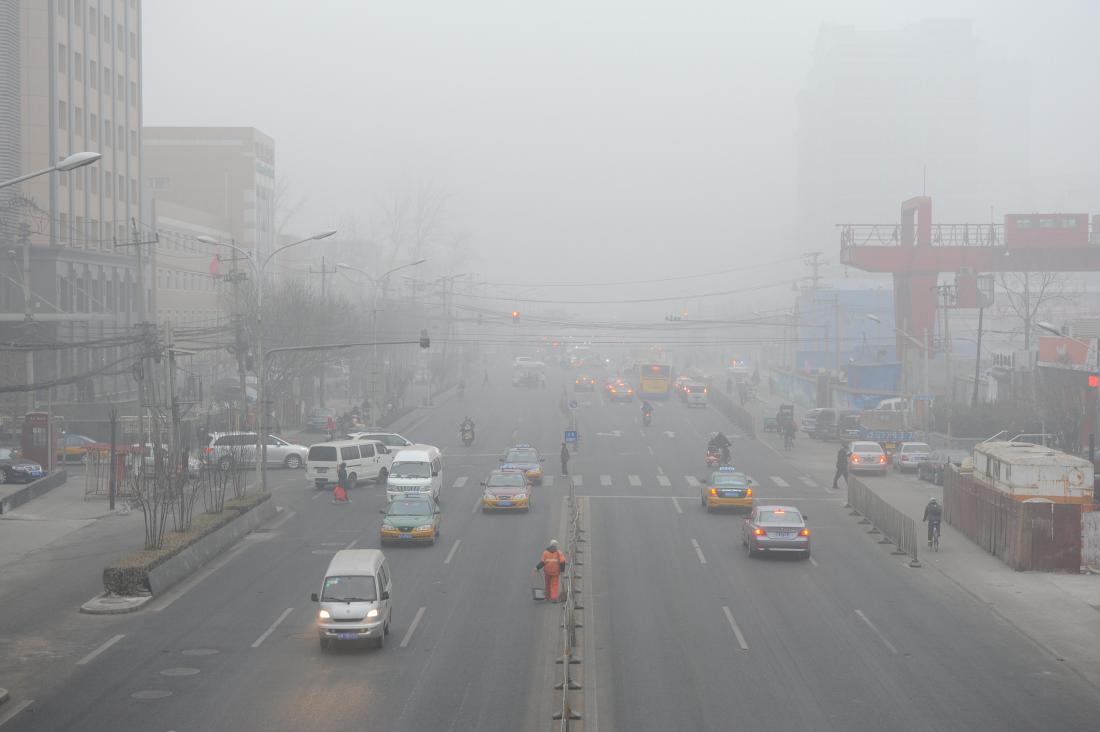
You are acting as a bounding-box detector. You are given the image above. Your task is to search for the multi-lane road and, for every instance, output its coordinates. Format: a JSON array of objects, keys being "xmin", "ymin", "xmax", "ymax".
[{"xmin": 5, "ymin": 365, "xmax": 1100, "ymax": 731}]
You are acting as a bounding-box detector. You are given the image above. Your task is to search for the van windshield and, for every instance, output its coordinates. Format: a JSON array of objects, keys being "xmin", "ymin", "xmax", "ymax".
[
  {"xmin": 321, "ymin": 575, "xmax": 377, "ymax": 602},
  {"xmin": 391, "ymin": 461, "xmax": 431, "ymax": 479},
  {"xmin": 309, "ymin": 445, "xmax": 338, "ymax": 462}
]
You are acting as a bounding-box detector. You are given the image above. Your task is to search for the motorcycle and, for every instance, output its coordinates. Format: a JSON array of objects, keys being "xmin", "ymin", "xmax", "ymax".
[
  {"xmin": 461, "ymin": 428, "xmax": 475, "ymax": 446},
  {"xmin": 642, "ymin": 410, "xmax": 652, "ymax": 427},
  {"xmin": 705, "ymin": 446, "xmax": 731, "ymax": 468}
]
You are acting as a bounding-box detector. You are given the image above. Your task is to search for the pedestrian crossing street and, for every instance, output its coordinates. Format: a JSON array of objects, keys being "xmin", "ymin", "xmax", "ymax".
[{"xmin": 450, "ymin": 473, "xmax": 830, "ymax": 491}]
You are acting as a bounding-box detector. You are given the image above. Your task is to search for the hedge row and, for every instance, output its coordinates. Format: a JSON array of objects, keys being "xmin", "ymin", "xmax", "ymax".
[{"xmin": 103, "ymin": 492, "xmax": 270, "ymax": 596}]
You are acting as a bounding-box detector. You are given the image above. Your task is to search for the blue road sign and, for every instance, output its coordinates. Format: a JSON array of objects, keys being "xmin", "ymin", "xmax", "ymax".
[{"xmin": 565, "ymin": 430, "xmax": 578, "ymax": 443}]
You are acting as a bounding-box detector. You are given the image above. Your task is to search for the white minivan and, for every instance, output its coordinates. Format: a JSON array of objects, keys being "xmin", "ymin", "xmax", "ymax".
[
  {"xmin": 311, "ymin": 549, "xmax": 392, "ymax": 650},
  {"xmin": 386, "ymin": 445, "xmax": 443, "ymax": 502},
  {"xmin": 306, "ymin": 439, "xmax": 392, "ymax": 489}
]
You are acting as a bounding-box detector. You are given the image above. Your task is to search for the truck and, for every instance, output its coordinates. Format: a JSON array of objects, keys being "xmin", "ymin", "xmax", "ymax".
[{"xmin": 840, "ymin": 409, "xmax": 914, "ymax": 452}]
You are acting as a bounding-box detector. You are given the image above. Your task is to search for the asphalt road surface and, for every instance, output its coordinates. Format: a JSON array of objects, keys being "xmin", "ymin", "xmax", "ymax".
[{"xmin": 5, "ymin": 366, "xmax": 1100, "ymax": 731}]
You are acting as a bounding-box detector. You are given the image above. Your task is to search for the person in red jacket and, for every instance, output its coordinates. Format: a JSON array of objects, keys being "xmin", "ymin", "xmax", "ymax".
[{"xmin": 535, "ymin": 540, "xmax": 568, "ymax": 602}]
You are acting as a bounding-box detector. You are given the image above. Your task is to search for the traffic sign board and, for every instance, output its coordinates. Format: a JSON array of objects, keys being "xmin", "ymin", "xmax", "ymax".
[{"xmin": 565, "ymin": 430, "xmax": 578, "ymax": 443}]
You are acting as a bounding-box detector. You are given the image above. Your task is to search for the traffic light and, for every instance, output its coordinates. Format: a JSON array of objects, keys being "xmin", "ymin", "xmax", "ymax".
[
  {"xmin": 1088, "ymin": 373, "xmax": 1099, "ymax": 389},
  {"xmin": 511, "ymin": 310, "xmax": 520, "ymax": 323}
]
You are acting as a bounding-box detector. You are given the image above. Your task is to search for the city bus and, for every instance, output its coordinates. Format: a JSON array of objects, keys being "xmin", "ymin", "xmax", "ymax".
[{"xmin": 637, "ymin": 363, "xmax": 672, "ymax": 399}]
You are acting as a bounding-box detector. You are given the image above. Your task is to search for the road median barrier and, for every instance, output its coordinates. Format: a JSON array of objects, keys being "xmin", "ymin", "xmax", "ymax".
[
  {"xmin": 552, "ymin": 478, "xmax": 585, "ymax": 729},
  {"xmin": 0, "ymin": 469, "xmax": 68, "ymax": 514},
  {"xmin": 91, "ymin": 492, "xmax": 274, "ymax": 608},
  {"xmin": 846, "ymin": 477, "xmax": 921, "ymax": 567}
]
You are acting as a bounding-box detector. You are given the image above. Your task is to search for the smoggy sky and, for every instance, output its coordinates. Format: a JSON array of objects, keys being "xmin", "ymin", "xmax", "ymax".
[{"xmin": 142, "ymin": 1, "xmax": 1100, "ymax": 318}]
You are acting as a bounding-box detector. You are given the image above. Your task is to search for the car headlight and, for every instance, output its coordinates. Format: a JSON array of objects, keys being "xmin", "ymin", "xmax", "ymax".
[
  {"xmin": 366, "ymin": 608, "xmax": 379, "ymax": 618},
  {"xmin": 514, "ymin": 493, "xmax": 527, "ymax": 500},
  {"xmin": 415, "ymin": 524, "xmax": 434, "ymax": 531},
  {"xmin": 381, "ymin": 521, "xmax": 395, "ymax": 529},
  {"xmin": 318, "ymin": 609, "xmax": 331, "ymax": 619}
]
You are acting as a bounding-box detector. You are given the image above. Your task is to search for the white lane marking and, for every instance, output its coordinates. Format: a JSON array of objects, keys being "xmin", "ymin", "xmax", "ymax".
[
  {"xmin": 771, "ymin": 476, "xmax": 790, "ymax": 488},
  {"xmin": 573, "ymin": 475, "xmax": 583, "ymax": 487},
  {"xmin": 600, "ymin": 475, "xmax": 612, "ymax": 486},
  {"xmin": 672, "ymin": 497, "xmax": 683, "ymax": 514},
  {"xmin": 799, "ymin": 476, "xmax": 818, "ymax": 488},
  {"xmin": 76, "ymin": 633, "xmax": 125, "ymax": 666},
  {"xmin": 0, "ymin": 700, "xmax": 33, "ymax": 727},
  {"xmin": 657, "ymin": 475, "xmax": 671, "ymax": 487},
  {"xmin": 808, "ymin": 556, "xmax": 819, "ymax": 567},
  {"xmin": 722, "ymin": 606, "xmax": 750, "ymax": 650},
  {"xmin": 657, "ymin": 465, "xmax": 665, "ymax": 475},
  {"xmin": 252, "ymin": 607, "xmax": 294, "ymax": 648},
  {"xmin": 151, "ymin": 539, "xmax": 256, "ymax": 612},
  {"xmin": 471, "ymin": 495, "xmax": 483, "ymax": 513},
  {"xmin": 685, "ymin": 476, "xmax": 700, "ymax": 487},
  {"xmin": 452, "ymin": 476, "xmax": 468, "ymax": 489},
  {"xmin": 346, "ymin": 538, "xmax": 360, "ymax": 549},
  {"xmin": 647, "ymin": 445, "xmax": 655, "ymax": 455},
  {"xmin": 269, "ymin": 508, "xmax": 296, "ymax": 530},
  {"xmin": 691, "ymin": 539, "xmax": 707, "ymax": 564},
  {"xmin": 628, "ymin": 475, "xmax": 641, "ymax": 487},
  {"xmin": 544, "ymin": 474, "xmax": 555, "ymax": 488},
  {"xmin": 444, "ymin": 539, "xmax": 461, "ymax": 564},
  {"xmin": 311, "ymin": 492, "xmax": 323, "ymax": 500},
  {"xmin": 401, "ymin": 607, "xmax": 426, "ymax": 648},
  {"xmin": 855, "ymin": 609, "xmax": 899, "ymax": 655}
]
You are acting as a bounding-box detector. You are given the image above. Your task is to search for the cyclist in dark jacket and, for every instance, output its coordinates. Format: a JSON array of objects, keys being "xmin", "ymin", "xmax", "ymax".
[{"xmin": 923, "ymin": 497, "xmax": 943, "ymax": 544}]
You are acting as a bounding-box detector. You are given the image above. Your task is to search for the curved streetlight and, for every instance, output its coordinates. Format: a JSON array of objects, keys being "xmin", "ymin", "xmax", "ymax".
[
  {"xmin": 196, "ymin": 229, "xmax": 337, "ymax": 492},
  {"xmin": 0, "ymin": 151, "xmax": 102, "ymax": 190}
]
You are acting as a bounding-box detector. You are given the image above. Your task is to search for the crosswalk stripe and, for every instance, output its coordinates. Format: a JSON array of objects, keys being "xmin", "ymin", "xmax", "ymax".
[
  {"xmin": 771, "ymin": 476, "xmax": 790, "ymax": 488},
  {"xmin": 600, "ymin": 475, "xmax": 612, "ymax": 486},
  {"xmin": 685, "ymin": 476, "xmax": 700, "ymax": 487},
  {"xmin": 799, "ymin": 476, "xmax": 818, "ymax": 488},
  {"xmin": 452, "ymin": 477, "xmax": 467, "ymax": 488},
  {"xmin": 628, "ymin": 475, "xmax": 642, "ymax": 487},
  {"xmin": 573, "ymin": 475, "xmax": 583, "ymax": 487},
  {"xmin": 657, "ymin": 475, "xmax": 671, "ymax": 487},
  {"xmin": 543, "ymin": 474, "xmax": 555, "ymax": 488}
]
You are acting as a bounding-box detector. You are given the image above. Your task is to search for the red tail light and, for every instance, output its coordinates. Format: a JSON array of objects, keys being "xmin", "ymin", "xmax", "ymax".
[
  {"xmin": 203, "ymin": 447, "xmax": 213, "ymax": 455},
  {"xmin": 799, "ymin": 528, "xmax": 810, "ymax": 537}
]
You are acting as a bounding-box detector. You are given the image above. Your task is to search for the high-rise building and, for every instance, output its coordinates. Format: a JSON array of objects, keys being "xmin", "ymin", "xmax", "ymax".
[
  {"xmin": 0, "ymin": 0, "xmax": 150, "ymax": 426},
  {"xmin": 143, "ymin": 127, "xmax": 276, "ymax": 266},
  {"xmin": 796, "ymin": 19, "xmax": 1030, "ymax": 257}
]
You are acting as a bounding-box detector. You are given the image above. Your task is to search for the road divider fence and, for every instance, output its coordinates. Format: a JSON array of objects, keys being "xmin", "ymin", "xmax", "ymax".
[
  {"xmin": 553, "ymin": 478, "xmax": 585, "ymax": 728},
  {"xmin": 846, "ymin": 476, "xmax": 921, "ymax": 567}
]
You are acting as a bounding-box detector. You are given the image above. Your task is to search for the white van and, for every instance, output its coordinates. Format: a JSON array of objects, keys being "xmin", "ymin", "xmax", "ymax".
[
  {"xmin": 683, "ymin": 381, "xmax": 709, "ymax": 408},
  {"xmin": 306, "ymin": 439, "xmax": 392, "ymax": 489},
  {"xmin": 310, "ymin": 549, "xmax": 392, "ymax": 650},
  {"xmin": 387, "ymin": 445, "xmax": 443, "ymax": 502}
]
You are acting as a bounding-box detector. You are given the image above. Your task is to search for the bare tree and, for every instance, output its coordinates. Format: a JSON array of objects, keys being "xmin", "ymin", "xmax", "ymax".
[{"xmin": 997, "ymin": 272, "xmax": 1067, "ymax": 350}]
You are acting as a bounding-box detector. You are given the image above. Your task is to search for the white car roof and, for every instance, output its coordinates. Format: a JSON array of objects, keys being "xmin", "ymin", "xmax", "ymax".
[{"xmin": 851, "ymin": 441, "xmax": 884, "ymax": 451}]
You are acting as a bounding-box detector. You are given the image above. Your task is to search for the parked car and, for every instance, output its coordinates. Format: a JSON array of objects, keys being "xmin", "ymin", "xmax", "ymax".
[
  {"xmin": 202, "ymin": 432, "xmax": 309, "ymax": 469},
  {"xmin": 57, "ymin": 434, "xmax": 99, "ymax": 463},
  {"xmin": 306, "ymin": 407, "xmax": 337, "ymax": 433},
  {"xmin": 848, "ymin": 441, "xmax": 888, "ymax": 476},
  {"xmin": 0, "ymin": 456, "xmax": 45, "ymax": 484},
  {"xmin": 892, "ymin": 442, "xmax": 931, "ymax": 472},
  {"xmin": 918, "ymin": 449, "xmax": 970, "ymax": 485}
]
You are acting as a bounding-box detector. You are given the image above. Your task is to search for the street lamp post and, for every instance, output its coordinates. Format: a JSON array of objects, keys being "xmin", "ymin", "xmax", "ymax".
[
  {"xmin": 1, "ymin": 152, "xmax": 102, "ymax": 415},
  {"xmin": 337, "ymin": 259, "xmax": 426, "ymax": 423},
  {"xmin": 1038, "ymin": 321, "xmax": 1099, "ymax": 459},
  {"xmin": 199, "ymin": 229, "xmax": 336, "ymax": 493}
]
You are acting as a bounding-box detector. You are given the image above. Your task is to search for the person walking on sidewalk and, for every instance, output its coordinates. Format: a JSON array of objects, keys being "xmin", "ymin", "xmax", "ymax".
[
  {"xmin": 535, "ymin": 539, "xmax": 568, "ymax": 602},
  {"xmin": 783, "ymin": 418, "xmax": 797, "ymax": 450},
  {"xmin": 832, "ymin": 445, "xmax": 850, "ymax": 490},
  {"xmin": 923, "ymin": 496, "xmax": 943, "ymax": 545},
  {"xmin": 560, "ymin": 442, "xmax": 571, "ymax": 475}
]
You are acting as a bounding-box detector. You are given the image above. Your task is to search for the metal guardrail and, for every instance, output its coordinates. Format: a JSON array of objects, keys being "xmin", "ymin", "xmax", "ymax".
[
  {"xmin": 553, "ymin": 477, "xmax": 585, "ymax": 728},
  {"xmin": 846, "ymin": 477, "xmax": 921, "ymax": 567}
]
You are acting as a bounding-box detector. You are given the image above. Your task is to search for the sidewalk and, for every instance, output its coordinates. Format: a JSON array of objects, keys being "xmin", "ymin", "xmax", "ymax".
[{"xmin": 749, "ymin": 373, "xmax": 1100, "ymax": 691}]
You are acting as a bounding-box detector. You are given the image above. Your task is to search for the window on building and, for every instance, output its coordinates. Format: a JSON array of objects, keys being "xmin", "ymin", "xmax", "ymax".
[
  {"xmin": 117, "ymin": 174, "xmax": 124, "ymax": 200},
  {"xmin": 74, "ymin": 106, "xmax": 83, "ymax": 136},
  {"xmin": 130, "ymin": 130, "xmax": 137, "ymax": 150},
  {"xmin": 117, "ymin": 24, "xmax": 124, "ymax": 51},
  {"xmin": 103, "ymin": 66, "xmax": 110, "ymax": 94},
  {"xmin": 74, "ymin": 216, "xmax": 83, "ymax": 246},
  {"xmin": 59, "ymin": 169, "xmax": 67, "ymax": 187},
  {"xmin": 117, "ymin": 74, "xmax": 123, "ymax": 101},
  {"xmin": 60, "ymin": 213, "xmax": 69, "ymax": 241},
  {"xmin": 90, "ymin": 59, "xmax": 97, "ymax": 88},
  {"xmin": 129, "ymin": 31, "xmax": 136, "ymax": 58},
  {"xmin": 89, "ymin": 112, "xmax": 97, "ymax": 142},
  {"xmin": 74, "ymin": 52, "xmax": 82, "ymax": 81},
  {"xmin": 117, "ymin": 124, "xmax": 123, "ymax": 149},
  {"xmin": 74, "ymin": 168, "xmax": 83, "ymax": 190},
  {"xmin": 58, "ymin": 43, "xmax": 67, "ymax": 74},
  {"xmin": 104, "ymin": 170, "xmax": 111, "ymax": 198},
  {"xmin": 90, "ymin": 168, "xmax": 98, "ymax": 193},
  {"xmin": 89, "ymin": 7, "xmax": 96, "ymax": 34},
  {"xmin": 58, "ymin": 100, "xmax": 67, "ymax": 129},
  {"xmin": 58, "ymin": 0, "xmax": 67, "ymax": 17},
  {"xmin": 90, "ymin": 219, "xmax": 98, "ymax": 245},
  {"xmin": 104, "ymin": 15, "xmax": 110, "ymax": 38},
  {"xmin": 130, "ymin": 80, "xmax": 137, "ymax": 107},
  {"xmin": 74, "ymin": 1, "xmax": 82, "ymax": 25},
  {"xmin": 130, "ymin": 178, "xmax": 137, "ymax": 204},
  {"xmin": 103, "ymin": 117, "xmax": 111, "ymax": 146}
]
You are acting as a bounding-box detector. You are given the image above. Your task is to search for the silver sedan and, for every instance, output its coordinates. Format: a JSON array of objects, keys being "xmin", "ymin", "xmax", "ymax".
[{"xmin": 742, "ymin": 505, "xmax": 811, "ymax": 559}]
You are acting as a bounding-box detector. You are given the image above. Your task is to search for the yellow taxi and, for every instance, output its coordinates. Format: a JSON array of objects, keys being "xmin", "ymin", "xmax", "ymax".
[
  {"xmin": 700, "ymin": 466, "xmax": 754, "ymax": 513},
  {"xmin": 57, "ymin": 434, "xmax": 98, "ymax": 463},
  {"xmin": 500, "ymin": 444, "xmax": 544, "ymax": 484},
  {"xmin": 480, "ymin": 469, "xmax": 532, "ymax": 512}
]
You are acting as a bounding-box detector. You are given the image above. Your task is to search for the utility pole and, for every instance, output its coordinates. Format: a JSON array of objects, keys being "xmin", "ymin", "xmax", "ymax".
[
  {"xmin": 971, "ymin": 306, "xmax": 984, "ymax": 407},
  {"xmin": 133, "ymin": 219, "xmax": 149, "ymax": 447},
  {"xmin": 17, "ymin": 223, "xmax": 34, "ymax": 415},
  {"xmin": 309, "ymin": 256, "xmax": 337, "ymax": 407},
  {"xmin": 803, "ymin": 251, "xmax": 824, "ymax": 294}
]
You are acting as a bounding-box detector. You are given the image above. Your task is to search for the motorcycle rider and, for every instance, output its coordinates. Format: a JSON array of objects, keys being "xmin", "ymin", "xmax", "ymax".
[
  {"xmin": 708, "ymin": 431, "xmax": 732, "ymax": 464},
  {"xmin": 459, "ymin": 416, "xmax": 475, "ymax": 443},
  {"xmin": 641, "ymin": 400, "xmax": 654, "ymax": 424},
  {"xmin": 923, "ymin": 496, "xmax": 943, "ymax": 545}
]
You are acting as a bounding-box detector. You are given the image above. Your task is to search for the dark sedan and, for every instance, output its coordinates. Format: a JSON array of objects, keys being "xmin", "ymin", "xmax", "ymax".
[
  {"xmin": 0, "ymin": 457, "xmax": 46, "ymax": 484},
  {"xmin": 917, "ymin": 449, "xmax": 969, "ymax": 485}
]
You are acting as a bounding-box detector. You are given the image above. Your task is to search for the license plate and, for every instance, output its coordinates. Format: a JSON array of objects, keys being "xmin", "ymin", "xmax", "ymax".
[
  {"xmin": 722, "ymin": 491, "xmax": 743, "ymax": 498},
  {"xmin": 399, "ymin": 533, "xmax": 412, "ymax": 539},
  {"xmin": 773, "ymin": 531, "xmax": 795, "ymax": 538},
  {"xmin": 316, "ymin": 467, "xmax": 328, "ymax": 473},
  {"xmin": 337, "ymin": 632, "xmax": 357, "ymax": 640},
  {"xmin": 884, "ymin": 443, "xmax": 896, "ymax": 450},
  {"xmin": 498, "ymin": 501, "xmax": 513, "ymax": 507}
]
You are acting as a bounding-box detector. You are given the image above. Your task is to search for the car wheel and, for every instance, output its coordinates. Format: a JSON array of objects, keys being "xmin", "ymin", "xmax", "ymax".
[
  {"xmin": 746, "ymin": 542, "xmax": 757, "ymax": 558},
  {"xmin": 375, "ymin": 630, "xmax": 385, "ymax": 650},
  {"xmin": 377, "ymin": 468, "xmax": 388, "ymax": 484},
  {"xmin": 218, "ymin": 456, "xmax": 233, "ymax": 471},
  {"xmin": 284, "ymin": 454, "xmax": 302, "ymax": 469}
]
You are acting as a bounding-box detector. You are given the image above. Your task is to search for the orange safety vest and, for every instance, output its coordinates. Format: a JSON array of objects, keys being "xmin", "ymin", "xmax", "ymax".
[{"xmin": 541, "ymin": 550, "xmax": 566, "ymax": 576}]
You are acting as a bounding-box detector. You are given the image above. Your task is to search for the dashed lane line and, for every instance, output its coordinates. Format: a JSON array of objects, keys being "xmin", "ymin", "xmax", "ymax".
[
  {"xmin": 600, "ymin": 475, "xmax": 612, "ymax": 486},
  {"xmin": 722, "ymin": 606, "xmax": 750, "ymax": 650},
  {"xmin": 855, "ymin": 609, "xmax": 899, "ymax": 655},
  {"xmin": 444, "ymin": 539, "xmax": 461, "ymax": 565},
  {"xmin": 544, "ymin": 474, "xmax": 555, "ymax": 488},
  {"xmin": 808, "ymin": 556, "xmax": 819, "ymax": 567},
  {"xmin": 691, "ymin": 539, "xmax": 707, "ymax": 564},
  {"xmin": 657, "ymin": 475, "xmax": 671, "ymax": 487},
  {"xmin": 770, "ymin": 476, "xmax": 790, "ymax": 488},
  {"xmin": 685, "ymin": 476, "xmax": 700, "ymax": 487},
  {"xmin": 573, "ymin": 475, "xmax": 583, "ymax": 487},
  {"xmin": 252, "ymin": 608, "xmax": 294, "ymax": 648},
  {"xmin": 799, "ymin": 476, "xmax": 818, "ymax": 488},
  {"xmin": 672, "ymin": 497, "xmax": 683, "ymax": 514},
  {"xmin": 76, "ymin": 634, "xmax": 125, "ymax": 666},
  {"xmin": 452, "ymin": 476, "xmax": 468, "ymax": 489},
  {"xmin": 628, "ymin": 475, "xmax": 641, "ymax": 487},
  {"xmin": 401, "ymin": 607, "xmax": 427, "ymax": 648}
]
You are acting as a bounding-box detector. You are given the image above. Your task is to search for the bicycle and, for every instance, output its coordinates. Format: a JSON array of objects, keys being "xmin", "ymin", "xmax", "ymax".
[{"xmin": 929, "ymin": 522, "xmax": 941, "ymax": 552}]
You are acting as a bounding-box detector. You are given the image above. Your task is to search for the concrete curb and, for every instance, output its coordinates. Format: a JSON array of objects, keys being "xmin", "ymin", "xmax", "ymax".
[
  {"xmin": 0, "ymin": 470, "xmax": 68, "ymax": 515},
  {"xmin": 0, "ymin": 687, "xmax": 8, "ymax": 707},
  {"xmin": 80, "ymin": 593, "xmax": 153, "ymax": 615}
]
